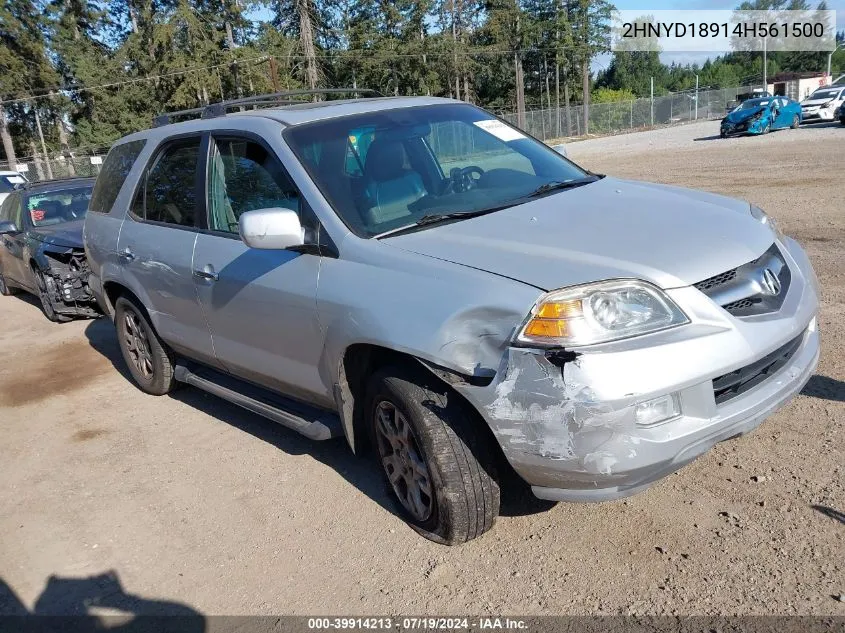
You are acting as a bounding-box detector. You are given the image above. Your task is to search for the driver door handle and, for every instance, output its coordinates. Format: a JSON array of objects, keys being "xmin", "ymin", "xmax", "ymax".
[{"xmin": 193, "ymin": 265, "xmax": 218, "ymax": 282}]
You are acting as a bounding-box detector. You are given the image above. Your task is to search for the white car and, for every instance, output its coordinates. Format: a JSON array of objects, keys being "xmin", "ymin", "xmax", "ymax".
[
  {"xmin": 0, "ymin": 171, "xmax": 28, "ymax": 206},
  {"xmin": 800, "ymin": 85, "xmax": 845, "ymax": 122}
]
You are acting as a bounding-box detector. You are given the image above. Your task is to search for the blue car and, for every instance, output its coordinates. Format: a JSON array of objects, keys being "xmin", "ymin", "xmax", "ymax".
[{"xmin": 720, "ymin": 96, "xmax": 802, "ymax": 137}]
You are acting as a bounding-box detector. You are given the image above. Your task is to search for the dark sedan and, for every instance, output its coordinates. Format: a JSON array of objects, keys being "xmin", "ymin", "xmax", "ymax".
[{"xmin": 0, "ymin": 177, "xmax": 100, "ymax": 321}]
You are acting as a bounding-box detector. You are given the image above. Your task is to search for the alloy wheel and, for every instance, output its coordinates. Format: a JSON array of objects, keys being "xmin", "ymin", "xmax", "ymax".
[
  {"xmin": 374, "ymin": 400, "xmax": 434, "ymax": 522},
  {"xmin": 35, "ymin": 271, "xmax": 57, "ymax": 319},
  {"xmin": 122, "ymin": 309, "xmax": 154, "ymax": 379}
]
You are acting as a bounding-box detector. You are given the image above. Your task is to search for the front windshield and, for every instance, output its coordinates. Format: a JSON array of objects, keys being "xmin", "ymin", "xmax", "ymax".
[
  {"xmin": 741, "ymin": 99, "xmax": 770, "ymax": 109},
  {"xmin": 284, "ymin": 103, "xmax": 590, "ymax": 237},
  {"xmin": 24, "ymin": 186, "xmax": 92, "ymax": 227},
  {"xmin": 809, "ymin": 89, "xmax": 840, "ymax": 100}
]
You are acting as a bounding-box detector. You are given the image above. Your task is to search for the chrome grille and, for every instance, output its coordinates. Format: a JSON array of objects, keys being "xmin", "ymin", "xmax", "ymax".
[{"xmin": 693, "ymin": 244, "xmax": 790, "ymax": 317}]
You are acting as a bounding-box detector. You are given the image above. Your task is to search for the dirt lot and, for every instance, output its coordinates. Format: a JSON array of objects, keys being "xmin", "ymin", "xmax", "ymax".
[{"xmin": 0, "ymin": 119, "xmax": 842, "ymax": 618}]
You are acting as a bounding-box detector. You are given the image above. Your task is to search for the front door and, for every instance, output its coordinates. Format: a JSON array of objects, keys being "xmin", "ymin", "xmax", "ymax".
[
  {"xmin": 0, "ymin": 193, "xmax": 28, "ymax": 287},
  {"xmin": 192, "ymin": 135, "xmax": 328, "ymax": 406},
  {"xmin": 116, "ymin": 135, "xmax": 218, "ymax": 367}
]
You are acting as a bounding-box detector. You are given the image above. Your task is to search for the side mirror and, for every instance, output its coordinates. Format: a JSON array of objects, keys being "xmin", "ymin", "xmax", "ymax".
[
  {"xmin": 551, "ymin": 144, "xmax": 568, "ymax": 158},
  {"xmin": 238, "ymin": 208, "xmax": 304, "ymax": 250},
  {"xmin": 0, "ymin": 221, "xmax": 20, "ymax": 236}
]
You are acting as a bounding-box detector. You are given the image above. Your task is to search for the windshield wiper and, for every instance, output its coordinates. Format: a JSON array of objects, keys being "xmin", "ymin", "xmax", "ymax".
[{"xmin": 524, "ymin": 177, "xmax": 598, "ymax": 198}]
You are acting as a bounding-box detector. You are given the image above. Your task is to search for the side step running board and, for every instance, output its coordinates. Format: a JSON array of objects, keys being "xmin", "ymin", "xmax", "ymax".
[{"xmin": 174, "ymin": 365, "xmax": 341, "ymax": 441}]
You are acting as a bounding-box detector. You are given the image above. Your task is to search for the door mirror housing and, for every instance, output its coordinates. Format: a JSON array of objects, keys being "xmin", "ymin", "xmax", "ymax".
[
  {"xmin": 238, "ymin": 208, "xmax": 304, "ymax": 250},
  {"xmin": 0, "ymin": 221, "xmax": 20, "ymax": 236}
]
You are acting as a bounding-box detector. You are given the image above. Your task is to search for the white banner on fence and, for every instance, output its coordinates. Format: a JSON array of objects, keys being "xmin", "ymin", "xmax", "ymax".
[{"xmin": 90, "ymin": 156, "xmax": 103, "ymax": 165}]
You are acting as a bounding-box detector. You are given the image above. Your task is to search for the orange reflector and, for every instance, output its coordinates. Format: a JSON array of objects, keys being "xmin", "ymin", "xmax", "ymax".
[
  {"xmin": 537, "ymin": 300, "xmax": 582, "ymax": 319},
  {"xmin": 524, "ymin": 319, "xmax": 569, "ymax": 338}
]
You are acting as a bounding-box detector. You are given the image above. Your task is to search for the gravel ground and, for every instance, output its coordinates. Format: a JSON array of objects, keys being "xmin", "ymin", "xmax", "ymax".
[{"xmin": 0, "ymin": 119, "xmax": 842, "ymax": 618}]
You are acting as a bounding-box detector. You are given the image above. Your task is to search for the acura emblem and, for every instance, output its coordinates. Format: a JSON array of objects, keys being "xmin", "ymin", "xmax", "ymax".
[{"xmin": 761, "ymin": 268, "xmax": 781, "ymax": 296}]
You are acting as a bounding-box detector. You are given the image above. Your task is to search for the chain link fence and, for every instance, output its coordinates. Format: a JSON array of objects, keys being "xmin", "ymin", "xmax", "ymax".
[
  {"xmin": 1, "ymin": 153, "xmax": 108, "ymax": 183},
  {"xmin": 501, "ymin": 85, "xmax": 757, "ymax": 141}
]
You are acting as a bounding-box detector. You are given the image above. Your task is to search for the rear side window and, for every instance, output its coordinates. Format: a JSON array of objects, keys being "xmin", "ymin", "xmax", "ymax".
[
  {"xmin": 89, "ymin": 140, "xmax": 146, "ymax": 214},
  {"xmin": 139, "ymin": 140, "xmax": 200, "ymax": 227}
]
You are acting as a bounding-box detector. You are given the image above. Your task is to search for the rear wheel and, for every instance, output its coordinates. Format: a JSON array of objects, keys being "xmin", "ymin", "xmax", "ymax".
[
  {"xmin": 114, "ymin": 296, "xmax": 176, "ymax": 395},
  {"xmin": 34, "ymin": 267, "xmax": 71, "ymax": 323},
  {"xmin": 366, "ymin": 366, "xmax": 500, "ymax": 545},
  {"xmin": 791, "ymin": 114, "xmax": 800, "ymax": 129}
]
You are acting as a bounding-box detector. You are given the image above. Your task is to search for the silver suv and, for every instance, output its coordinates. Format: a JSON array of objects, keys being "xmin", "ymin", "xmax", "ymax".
[{"xmin": 84, "ymin": 92, "xmax": 820, "ymax": 544}]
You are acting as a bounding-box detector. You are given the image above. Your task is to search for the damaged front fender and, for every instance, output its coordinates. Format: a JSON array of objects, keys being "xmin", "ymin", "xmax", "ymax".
[{"xmin": 36, "ymin": 247, "xmax": 100, "ymax": 318}]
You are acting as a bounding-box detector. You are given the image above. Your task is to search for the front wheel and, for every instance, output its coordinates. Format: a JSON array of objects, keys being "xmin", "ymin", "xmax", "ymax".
[
  {"xmin": 791, "ymin": 114, "xmax": 800, "ymax": 129},
  {"xmin": 367, "ymin": 366, "xmax": 500, "ymax": 545},
  {"xmin": 114, "ymin": 296, "xmax": 177, "ymax": 395},
  {"xmin": 840, "ymin": 117, "xmax": 845, "ymax": 127},
  {"xmin": 34, "ymin": 268, "xmax": 71, "ymax": 322}
]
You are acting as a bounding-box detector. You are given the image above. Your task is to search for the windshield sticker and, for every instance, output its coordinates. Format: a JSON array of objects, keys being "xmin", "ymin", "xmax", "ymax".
[{"xmin": 473, "ymin": 120, "xmax": 526, "ymax": 142}]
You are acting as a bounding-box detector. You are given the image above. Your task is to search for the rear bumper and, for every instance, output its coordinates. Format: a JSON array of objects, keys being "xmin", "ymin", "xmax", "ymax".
[{"xmin": 457, "ymin": 237, "xmax": 820, "ymax": 502}]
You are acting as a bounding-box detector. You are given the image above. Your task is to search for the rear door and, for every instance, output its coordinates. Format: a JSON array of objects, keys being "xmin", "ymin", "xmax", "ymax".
[
  {"xmin": 116, "ymin": 134, "xmax": 219, "ymax": 367},
  {"xmin": 192, "ymin": 132, "xmax": 327, "ymax": 405}
]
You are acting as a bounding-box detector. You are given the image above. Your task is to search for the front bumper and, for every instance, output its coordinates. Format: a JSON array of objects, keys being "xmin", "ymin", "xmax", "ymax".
[
  {"xmin": 457, "ymin": 237, "xmax": 820, "ymax": 502},
  {"xmin": 801, "ymin": 108, "xmax": 835, "ymax": 121}
]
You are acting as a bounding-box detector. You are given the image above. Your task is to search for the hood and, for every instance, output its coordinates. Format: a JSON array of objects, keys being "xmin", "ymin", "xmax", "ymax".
[
  {"xmin": 725, "ymin": 106, "xmax": 767, "ymax": 124},
  {"xmin": 385, "ymin": 177, "xmax": 773, "ymax": 291},
  {"xmin": 30, "ymin": 220, "xmax": 85, "ymax": 249}
]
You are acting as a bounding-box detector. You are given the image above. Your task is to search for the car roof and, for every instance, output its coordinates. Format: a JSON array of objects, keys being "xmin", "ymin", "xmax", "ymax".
[
  {"xmin": 116, "ymin": 96, "xmax": 460, "ymax": 145},
  {"xmin": 21, "ymin": 177, "xmax": 96, "ymax": 193},
  {"xmin": 0, "ymin": 171, "xmax": 23, "ymax": 177}
]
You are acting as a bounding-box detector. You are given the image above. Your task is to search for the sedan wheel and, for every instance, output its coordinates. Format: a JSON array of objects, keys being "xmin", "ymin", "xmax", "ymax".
[
  {"xmin": 791, "ymin": 114, "xmax": 800, "ymax": 129},
  {"xmin": 34, "ymin": 269, "xmax": 70, "ymax": 322},
  {"xmin": 0, "ymin": 268, "xmax": 15, "ymax": 296}
]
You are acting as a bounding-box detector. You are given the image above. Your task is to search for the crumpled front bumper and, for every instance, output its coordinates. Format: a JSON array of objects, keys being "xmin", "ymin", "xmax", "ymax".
[{"xmin": 457, "ymin": 237, "xmax": 820, "ymax": 502}]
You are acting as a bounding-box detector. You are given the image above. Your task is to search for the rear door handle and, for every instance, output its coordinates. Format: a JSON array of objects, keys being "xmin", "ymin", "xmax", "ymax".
[
  {"xmin": 193, "ymin": 265, "xmax": 218, "ymax": 282},
  {"xmin": 120, "ymin": 248, "xmax": 135, "ymax": 261}
]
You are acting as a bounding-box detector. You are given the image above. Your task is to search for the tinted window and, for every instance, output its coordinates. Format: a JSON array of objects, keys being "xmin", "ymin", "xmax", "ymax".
[
  {"xmin": 89, "ymin": 140, "xmax": 146, "ymax": 214},
  {"xmin": 24, "ymin": 186, "xmax": 93, "ymax": 227},
  {"xmin": 142, "ymin": 140, "xmax": 200, "ymax": 227},
  {"xmin": 207, "ymin": 138, "xmax": 299, "ymax": 234}
]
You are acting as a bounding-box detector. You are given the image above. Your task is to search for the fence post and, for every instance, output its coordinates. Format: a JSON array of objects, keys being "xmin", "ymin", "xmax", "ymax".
[{"xmin": 630, "ymin": 100, "xmax": 634, "ymax": 128}]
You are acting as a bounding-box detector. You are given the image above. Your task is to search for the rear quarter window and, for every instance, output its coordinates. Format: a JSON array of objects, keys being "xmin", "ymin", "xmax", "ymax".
[{"xmin": 89, "ymin": 140, "xmax": 147, "ymax": 214}]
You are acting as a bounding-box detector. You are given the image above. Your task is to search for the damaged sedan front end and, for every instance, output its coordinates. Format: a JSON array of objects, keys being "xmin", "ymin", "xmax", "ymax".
[{"xmin": 0, "ymin": 177, "xmax": 99, "ymax": 322}]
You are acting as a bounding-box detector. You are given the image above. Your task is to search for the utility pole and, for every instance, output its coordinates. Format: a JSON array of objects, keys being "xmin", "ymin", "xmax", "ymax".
[
  {"xmin": 650, "ymin": 77, "xmax": 654, "ymax": 126},
  {"xmin": 695, "ymin": 74, "xmax": 699, "ymax": 120},
  {"xmin": 34, "ymin": 108, "xmax": 53, "ymax": 180}
]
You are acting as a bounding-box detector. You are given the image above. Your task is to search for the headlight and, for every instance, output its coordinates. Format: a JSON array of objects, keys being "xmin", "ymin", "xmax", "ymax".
[
  {"xmin": 516, "ymin": 280, "xmax": 689, "ymax": 348},
  {"xmin": 750, "ymin": 204, "xmax": 783, "ymax": 240}
]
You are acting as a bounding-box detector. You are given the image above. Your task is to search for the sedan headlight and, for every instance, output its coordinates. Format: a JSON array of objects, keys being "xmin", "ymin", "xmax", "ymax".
[
  {"xmin": 516, "ymin": 280, "xmax": 689, "ymax": 348},
  {"xmin": 750, "ymin": 204, "xmax": 783, "ymax": 240}
]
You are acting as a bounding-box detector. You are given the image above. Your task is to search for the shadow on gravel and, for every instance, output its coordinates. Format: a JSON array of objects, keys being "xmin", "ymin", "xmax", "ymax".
[
  {"xmin": 693, "ymin": 134, "xmax": 724, "ymax": 141},
  {"xmin": 812, "ymin": 505, "xmax": 845, "ymax": 525},
  {"xmin": 83, "ymin": 319, "xmax": 554, "ymax": 524},
  {"xmin": 0, "ymin": 572, "xmax": 205, "ymax": 631},
  {"xmin": 801, "ymin": 375, "xmax": 845, "ymax": 403}
]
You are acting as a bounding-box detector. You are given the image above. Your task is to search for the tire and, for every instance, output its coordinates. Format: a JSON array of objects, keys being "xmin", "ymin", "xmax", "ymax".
[
  {"xmin": 720, "ymin": 130, "xmax": 727, "ymax": 138},
  {"xmin": 840, "ymin": 117, "xmax": 845, "ymax": 126},
  {"xmin": 791, "ymin": 114, "xmax": 800, "ymax": 129},
  {"xmin": 0, "ymin": 267, "xmax": 17, "ymax": 296},
  {"xmin": 366, "ymin": 365, "xmax": 500, "ymax": 545},
  {"xmin": 114, "ymin": 296, "xmax": 176, "ymax": 395},
  {"xmin": 33, "ymin": 267, "xmax": 71, "ymax": 323}
]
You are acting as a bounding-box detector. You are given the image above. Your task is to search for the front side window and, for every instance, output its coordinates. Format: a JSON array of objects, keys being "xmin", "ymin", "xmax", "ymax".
[
  {"xmin": 89, "ymin": 140, "xmax": 146, "ymax": 214},
  {"xmin": 207, "ymin": 138, "xmax": 300, "ymax": 234},
  {"xmin": 141, "ymin": 140, "xmax": 200, "ymax": 227},
  {"xmin": 285, "ymin": 103, "xmax": 590, "ymax": 238},
  {"xmin": 24, "ymin": 186, "xmax": 93, "ymax": 227}
]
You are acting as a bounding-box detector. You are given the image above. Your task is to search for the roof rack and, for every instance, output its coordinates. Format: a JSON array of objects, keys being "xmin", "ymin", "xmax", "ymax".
[{"xmin": 152, "ymin": 88, "xmax": 382, "ymax": 127}]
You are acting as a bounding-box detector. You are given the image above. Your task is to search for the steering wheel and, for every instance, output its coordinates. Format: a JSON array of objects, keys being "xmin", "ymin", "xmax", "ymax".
[{"xmin": 449, "ymin": 166, "xmax": 485, "ymax": 193}]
